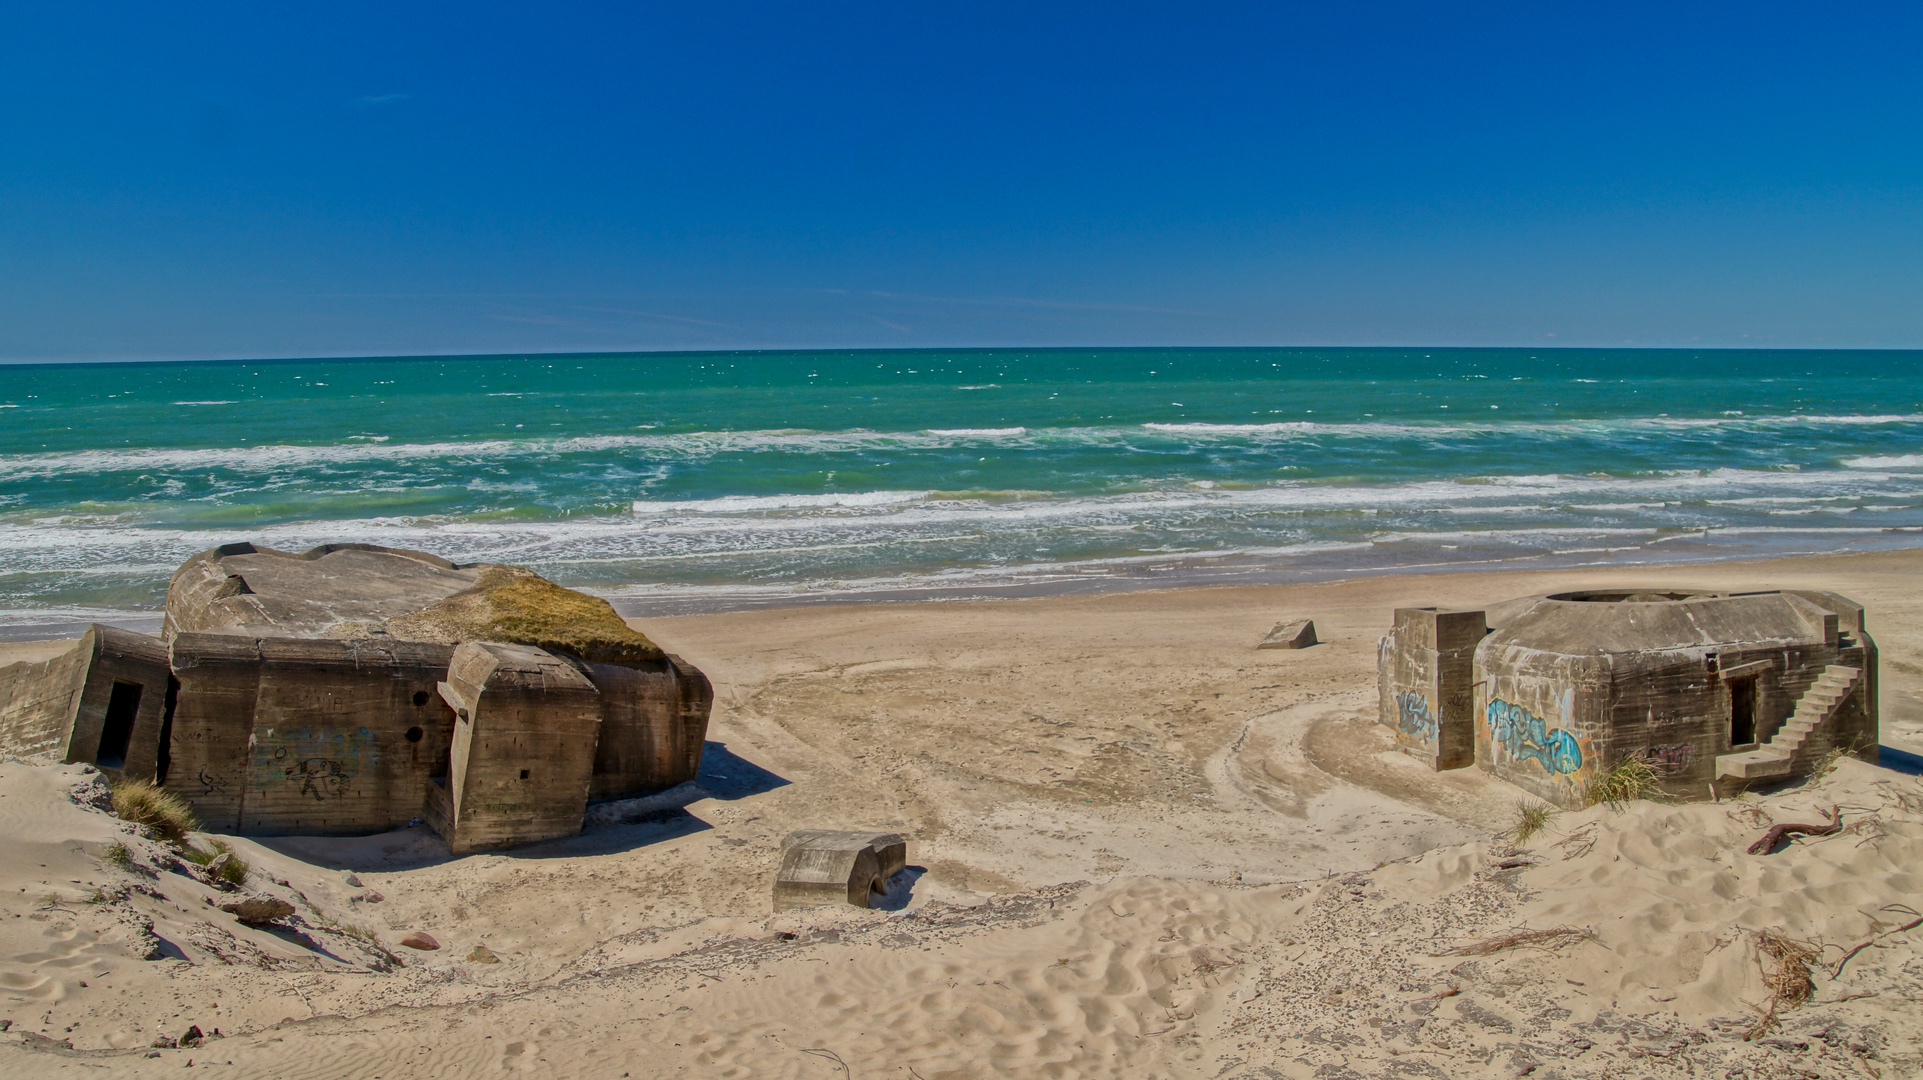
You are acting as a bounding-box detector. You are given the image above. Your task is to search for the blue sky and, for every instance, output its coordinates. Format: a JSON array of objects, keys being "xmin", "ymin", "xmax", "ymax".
[{"xmin": 3, "ymin": 2, "xmax": 1920, "ymax": 360}]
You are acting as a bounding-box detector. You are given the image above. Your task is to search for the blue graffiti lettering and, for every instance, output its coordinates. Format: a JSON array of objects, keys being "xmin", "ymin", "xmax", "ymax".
[
  {"xmin": 1486, "ymin": 699, "xmax": 1583, "ymax": 775},
  {"xmin": 1395, "ymin": 691, "xmax": 1436, "ymax": 741}
]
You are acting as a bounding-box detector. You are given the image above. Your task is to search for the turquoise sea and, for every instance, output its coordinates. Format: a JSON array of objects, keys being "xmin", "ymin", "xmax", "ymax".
[{"xmin": 2, "ymin": 347, "xmax": 1922, "ymax": 636}]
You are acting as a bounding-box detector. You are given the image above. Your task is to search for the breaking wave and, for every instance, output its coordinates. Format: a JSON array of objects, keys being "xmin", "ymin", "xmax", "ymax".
[{"xmin": 2, "ymin": 412, "xmax": 1920, "ymax": 480}]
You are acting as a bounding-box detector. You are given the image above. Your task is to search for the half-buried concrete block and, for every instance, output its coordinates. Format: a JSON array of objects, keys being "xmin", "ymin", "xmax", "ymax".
[
  {"xmin": 1257, "ymin": 619, "xmax": 1318, "ymax": 650},
  {"xmin": 773, "ymin": 830, "xmax": 907, "ymax": 911}
]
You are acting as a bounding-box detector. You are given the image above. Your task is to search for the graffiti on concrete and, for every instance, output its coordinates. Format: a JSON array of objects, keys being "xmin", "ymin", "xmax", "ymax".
[
  {"xmin": 1394, "ymin": 691, "xmax": 1437, "ymax": 742},
  {"xmin": 1486, "ymin": 699, "xmax": 1583, "ymax": 775},
  {"xmin": 1645, "ymin": 743, "xmax": 1694, "ymax": 773},
  {"xmin": 196, "ymin": 766, "xmax": 229, "ymax": 797},
  {"xmin": 285, "ymin": 757, "xmax": 352, "ymax": 801}
]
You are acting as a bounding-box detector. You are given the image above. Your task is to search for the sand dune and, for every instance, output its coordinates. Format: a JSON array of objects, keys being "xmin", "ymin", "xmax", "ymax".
[{"xmin": 3, "ymin": 548, "xmax": 1922, "ymax": 1077}]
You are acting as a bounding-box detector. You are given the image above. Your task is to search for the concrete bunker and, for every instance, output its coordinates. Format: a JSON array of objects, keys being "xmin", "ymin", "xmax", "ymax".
[
  {"xmin": 0, "ymin": 542, "xmax": 713, "ymax": 853},
  {"xmin": 1378, "ymin": 588, "xmax": 1877, "ymax": 809}
]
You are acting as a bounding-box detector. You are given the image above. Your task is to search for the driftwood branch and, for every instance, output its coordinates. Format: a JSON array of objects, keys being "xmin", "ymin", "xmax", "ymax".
[
  {"xmin": 1829, "ymin": 907, "xmax": 1923, "ymax": 978},
  {"xmin": 1431, "ymin": 926, "xmax": 1596, "ymax": 957},
  {"xmin": 800, "ymin": 1047, "xmax": 850, "ymax": 1078},
  {"xmin": 1746, "ymin": 805, "xmax": 1841, "ymax": 855}
]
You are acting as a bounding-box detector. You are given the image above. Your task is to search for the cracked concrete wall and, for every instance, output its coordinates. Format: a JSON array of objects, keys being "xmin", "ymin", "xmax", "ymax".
[
  {"xmin": 438, "ymin": 642, "xmax": 602, "ymax": 854},
  {"xmin": 0, "ymin": 639, "xmax": 89, "ymax": 759},
  {"xmin": 64, "ymin": 626, "xmax": 173, "ymax": 782},
  {"xmin": 166, "ymin": 633, "xmax": 457, "ymax": 834},
  {"xmin": 583, "ymin": 654, "xmax": 713, "ymax": 803},
  {"xmin": 0, "ymin": 626, "xmax": 172, "ymax": 778},
  {"xmin": 1474, "ymin": 644, "xmax": 1611, "ymax": 810}
]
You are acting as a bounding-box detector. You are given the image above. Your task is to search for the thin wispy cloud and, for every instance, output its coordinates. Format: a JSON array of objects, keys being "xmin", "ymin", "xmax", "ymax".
[
  {"xmin": 862, "ymin": 314, "xmax": 914, "ymax": 334},
  {"xmin": 858, "ymin": 290, "xmax": 1219, "ymax": 319},
  {"xmin": 358, "ymin": 93, "xmax": 410, "ymax": 106},
  {"xmin": 570, "ymin": 306, "xmax": 733, "ymax": 329}
]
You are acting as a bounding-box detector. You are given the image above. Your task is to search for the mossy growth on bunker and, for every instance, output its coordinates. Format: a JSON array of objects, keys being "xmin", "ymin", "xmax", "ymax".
[{"xmin": 385, "ymin": 566, "xmax": 665, "ymax": 663}]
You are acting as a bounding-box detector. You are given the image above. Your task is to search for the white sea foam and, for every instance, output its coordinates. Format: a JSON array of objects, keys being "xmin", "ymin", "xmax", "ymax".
[
  {"xmin": 1844, "ymin": 454, "xmax": 1923, "ymax": 468},
  {"xmin": 633, "ymin": 491, "xmax": 933, "ymax": 514},
  {"xmin": 3, "ymin": 467, "xmax": 1900, "ymax": 557},
  {"xmin": 1143, "ymin": 422, "xmax": 1319, "ymax": 435},
  {"xmin": 0, "ymin": 455, "xmax": 1918, "ymax": 624},
  {"xmin": 2, "ymin": 412, "xmax": 1920, "ymax": 480},
  {"xmin": 171, "ymin": 400, "xmax": 238, "ymax": 406}
]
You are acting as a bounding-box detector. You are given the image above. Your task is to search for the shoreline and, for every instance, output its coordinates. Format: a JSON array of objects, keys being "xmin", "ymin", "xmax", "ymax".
[{"xmin": 6, "ymin": 532, "xmax": 1923, "ymax": 642}]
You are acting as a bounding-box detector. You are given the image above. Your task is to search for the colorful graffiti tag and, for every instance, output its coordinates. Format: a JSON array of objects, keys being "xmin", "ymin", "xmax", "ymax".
[
  {"xmin": 1486, "ymin": 699, "xmax": 1583, "ymax": 775},
  {"xmin": 1394, "ymin": 691, "xmax": 1436, "ymax": 742}
]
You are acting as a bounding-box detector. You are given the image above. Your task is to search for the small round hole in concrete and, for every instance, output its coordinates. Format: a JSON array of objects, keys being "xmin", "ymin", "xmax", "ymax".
[
  {"xmin": 412, "ymin": 691, "xmax": 430, "ymax": 707},
  {"xmin": 404, "ymin": 726, "xmax": 424, "ymax": 743}
]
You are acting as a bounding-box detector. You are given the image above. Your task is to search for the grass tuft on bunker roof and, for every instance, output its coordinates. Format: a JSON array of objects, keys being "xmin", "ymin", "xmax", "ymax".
[{"xmin": 385, "ymin": 566, "xmax": 664, "ymax": 663}]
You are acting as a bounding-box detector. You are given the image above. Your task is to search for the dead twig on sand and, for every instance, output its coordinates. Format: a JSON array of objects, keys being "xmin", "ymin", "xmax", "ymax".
[
  {"xmin": 1746, "ymin": 805, "xmax": 1841, "ymax": 855},
  {"xmin": 1889, "ymin": 783, "xmax": 1923, "ymax": 815},
  {"xmin": 1829, "ymin": 906, "xmax": 1923, "ymax": 978},
  {"xmin": 1432, "ymin": 926, "xmax": 1597, "ymax": 957},
  {"xmin": 801, "ymin": 1046, "xmax": 850, "ymax": 1078},
  {"xmin": 1552, "ymin": 823, "xmax": 1598, "ymax": 861},
  {"xmin": 1745, "ymin": 929, "xmax": 1820, "ymax": 1040}
]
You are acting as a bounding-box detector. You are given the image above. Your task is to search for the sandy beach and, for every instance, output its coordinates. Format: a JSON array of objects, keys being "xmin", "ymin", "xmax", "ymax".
[{"xmin": 2, "ymin": 548, "xmax": 1922, "ymax": 1078}]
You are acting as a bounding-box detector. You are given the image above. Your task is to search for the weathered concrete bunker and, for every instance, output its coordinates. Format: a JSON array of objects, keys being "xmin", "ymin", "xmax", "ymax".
[
  {"xmin": 0, "ymin": 543, "xmax": 712, "ymax": 853},
  {"xmin": 1379, "ymin": 589, "xmax": 1877, "ymax": 809}
]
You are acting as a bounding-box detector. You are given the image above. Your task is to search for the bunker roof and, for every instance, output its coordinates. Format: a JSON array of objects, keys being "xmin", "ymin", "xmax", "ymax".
[
  {"xmin": 167, "ymin": 542, "xmax": 662, "ymax": 662},
  {"xmin": 1482, "ymin": 589, "xmax": 1851, "ymax": 657},
  {"xmin": 171, "ymin": 542, "xmax": 482, "ymax": 634}
]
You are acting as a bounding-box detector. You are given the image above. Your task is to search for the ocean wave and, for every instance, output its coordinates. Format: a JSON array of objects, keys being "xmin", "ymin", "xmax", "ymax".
[
  {"xmin": 633, "ymin": 490, "xmax": 933, "ymax": 514},
  {"xmin": 3, "ymin": 514, "xmax": 1919, "ymax": 625},
  {"xmin": 592, "ymin": 468, "xmax": 1922, "ymax": 522},
  {"xmin": 0, "ymin": 468, "xmax": 1913, "ymax": 563},
  {"xmin": 1843, "ymin": 454, "xmax": 1923, "ymax": 468},
  {"xmin": 3, "ymin": 412, "xmax": 1921, "ymax": 479}
]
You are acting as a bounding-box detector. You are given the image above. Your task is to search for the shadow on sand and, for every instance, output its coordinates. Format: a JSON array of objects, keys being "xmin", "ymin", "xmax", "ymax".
[
  {"xmin": 1876, "ymin": 744, "xmax": 1923, "ymax": 776},
  {"xmin": 869, "ymin": 866, "xmax": 927, "ymax": 912},
  {"xmin": 251, "ymin": 739, "xmax": 790, "ymax": 872}
]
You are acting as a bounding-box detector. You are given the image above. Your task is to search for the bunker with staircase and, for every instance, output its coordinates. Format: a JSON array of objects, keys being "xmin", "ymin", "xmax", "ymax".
[{"xmin": 1378, "ymin": 589, "xmax": 1877, "ymax": 809}]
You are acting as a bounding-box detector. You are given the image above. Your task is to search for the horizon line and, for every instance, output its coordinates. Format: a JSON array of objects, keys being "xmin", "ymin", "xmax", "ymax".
[{"xmin": 7, "ymin": 342, "xmax": 1923, "ymax": 370}]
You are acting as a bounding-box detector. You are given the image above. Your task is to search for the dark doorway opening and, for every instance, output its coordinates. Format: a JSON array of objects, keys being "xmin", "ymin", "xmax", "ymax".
[
  {"xmin": 96, "ymin": 681, "xmax": 143, "ymax": 769},
  {"xmin": 155, "ymin": 675, "xmax": 178, "ymax": 784},
  {"xmin": 1730, "ymin": 677, "xmax": 1757, "ymax": 745}
]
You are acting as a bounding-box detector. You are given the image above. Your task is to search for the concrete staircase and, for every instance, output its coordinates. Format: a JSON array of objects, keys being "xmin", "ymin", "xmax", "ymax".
[{"xmin": 1716, "ymin": 665, "xmax": 1860, "ymax": 781}]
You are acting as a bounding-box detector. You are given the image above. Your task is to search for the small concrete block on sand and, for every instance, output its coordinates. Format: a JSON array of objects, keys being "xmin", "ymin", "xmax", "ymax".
[
  {"xmin": 773, "ymin": 830, "xmax": 907, "ymax": 911},
  {"xmin": 1257, "ymin": 619, "xmax": 1318, "ymax": 650}
]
